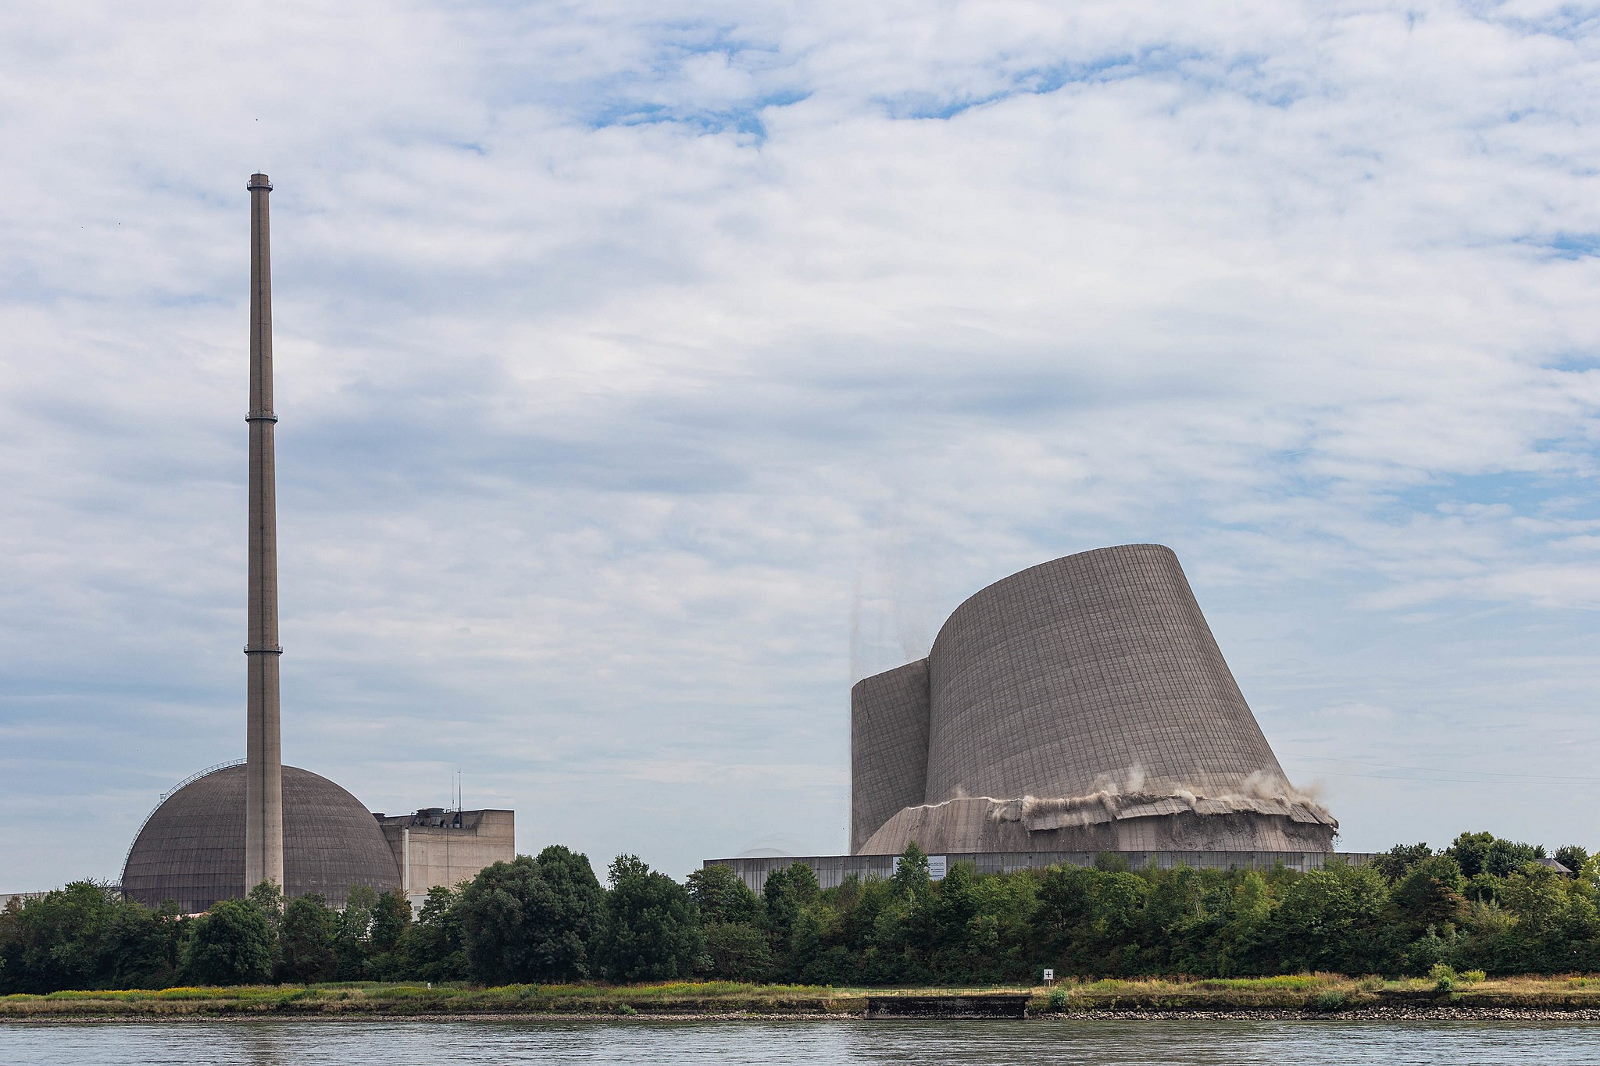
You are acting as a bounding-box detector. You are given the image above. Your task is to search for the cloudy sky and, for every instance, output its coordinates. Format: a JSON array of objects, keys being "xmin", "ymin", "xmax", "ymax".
[{"xmin": 3, "ymin": 0, "xmax": 1599, "ymax": 887}]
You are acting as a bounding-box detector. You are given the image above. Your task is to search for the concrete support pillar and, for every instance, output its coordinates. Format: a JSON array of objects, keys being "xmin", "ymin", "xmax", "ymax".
[{"xmin": 244, "ymin": 173, "xmax": 285, "ymax": 894}]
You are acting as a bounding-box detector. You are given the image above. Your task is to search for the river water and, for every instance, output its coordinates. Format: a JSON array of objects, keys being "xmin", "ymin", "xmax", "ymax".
[{"xmin": 3, "ymin": 1018, "xmax": 1599, "ymax": 1065}]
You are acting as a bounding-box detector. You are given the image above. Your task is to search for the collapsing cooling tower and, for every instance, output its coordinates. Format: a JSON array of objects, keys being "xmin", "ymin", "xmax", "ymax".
[{"xmin": 850, "ymin": 544, "xmax": 1335, "ymax": 855}]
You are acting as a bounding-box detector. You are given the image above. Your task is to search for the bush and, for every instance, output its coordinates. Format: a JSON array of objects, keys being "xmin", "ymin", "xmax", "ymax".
[
  {"xmin": 1046, "ymin": 987, "xmax": 1068, "ymax": 1012},
  {"xmin": 701, "ymin": 922, "xmax": 773, "ymax": 981},
  {"xmin": 1311, "ymin": 989, "xmax": 1347, "ymax": 1012},
  {"xmin": 182, "ymin": 901, "xmax": 274, "ymax": 986},
  {"xmin": 1430, "ymin": 963, "xmax": 1458, "ymax": 993},
  {"xmin": 1461, "ymin": 969, "xmax": 1486, "ymax": 984}
]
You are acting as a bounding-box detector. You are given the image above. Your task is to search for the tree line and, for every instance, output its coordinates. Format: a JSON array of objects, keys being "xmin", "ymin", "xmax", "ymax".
[{"xmin": 2, "ymin": 833, "xmax": 1596, "ymax": 992}]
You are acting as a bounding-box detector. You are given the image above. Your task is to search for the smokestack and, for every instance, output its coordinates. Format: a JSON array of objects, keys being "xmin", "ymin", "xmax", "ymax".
[{"xmin": 244, "ymin": 173, "xmax": 284, "ymax": 893}]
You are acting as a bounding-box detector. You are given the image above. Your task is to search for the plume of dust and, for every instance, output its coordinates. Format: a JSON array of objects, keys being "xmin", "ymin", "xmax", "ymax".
[
  {"xmin": 848, "ymin": 567, "xmax": 862, "ymax": 685},
  {"xmin": 848, "ymin": 518, "xmax": 940, "ymax": 681},
  {"xmin": 876, "ymin": 517, "xmax": 936, "ymax": 664}
]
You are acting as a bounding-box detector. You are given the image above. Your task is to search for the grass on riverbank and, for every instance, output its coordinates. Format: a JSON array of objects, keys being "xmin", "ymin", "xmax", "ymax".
[
  {"xmin": 0, "ymin": 981, "xmax": 846, "ymax": 1017},
  {"xmin": 11, "ymin": 975, "xmax": 1600, "ymax": 1017}
]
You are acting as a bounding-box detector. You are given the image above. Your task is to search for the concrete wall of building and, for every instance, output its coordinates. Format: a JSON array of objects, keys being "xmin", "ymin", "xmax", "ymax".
[
  {"xmin": 376, "ymin": 809, "xmax": 514, "ymax": 906},
  {"xmin": 850, "ymin": 659, "xmax": 930, "ymax": 853},
  {"xmin": 707, "ymin": 850, "xmax": 1381, "ymax": 894}
]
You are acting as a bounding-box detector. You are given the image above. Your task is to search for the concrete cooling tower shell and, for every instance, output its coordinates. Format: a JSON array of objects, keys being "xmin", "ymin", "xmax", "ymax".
[
  {"xmin": 926, "ymin": 544, "xmax": 1284, "ymax": 802},
  {"xmin": 851, "ymin": 544, "xmax": 1335, "ymax": 856},
  {"xmin": 122, "ymin": 764, "xmax": 400, "ymax": 912},
  {"xmin": 850, "ymin": 660, "xmax": 930, "ymax": 854}
]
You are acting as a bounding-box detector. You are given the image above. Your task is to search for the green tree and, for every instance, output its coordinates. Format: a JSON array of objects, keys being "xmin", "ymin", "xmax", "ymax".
[
  {"xmin": 1447, "ymin": 832, "xmax": 1544, "ymax": 879},
  {"xmin": 1496, "ymin": 865, "xmax": 1600, "ymax": 972},
  {"xmin": 967, "ymin": 865, "xmax": 1039, "ymax": 982},
  {"xmin": 597, "ymin": 855, "xmax": 706, "ymax": 982},
  {"xmin": 333, "ymin": 884, "xmax": 378, "ymax": 980},
  {"xmin": 762, "ymin": 861, "xmax": 822, "ymax": 970},
  {"xmin": 686, "ymin": 864, "xmax": 761, "ymax": 925},
  {"xmin": 0, "ymin": 883, "xmax": 131, "ymax": 993},
  {"xmin": 528, "ymin": 845, "xmax": 606, "ymax": 978},
  {"xmin": 1372, "ymin": 843, "xmax": 1434, "ymax": 883},
  {"xmin": 103, "ymin": 899, "xmax": 184, "ymax": 989},
  {"xmin": 1084, "ymin": 870, "xmax": 1149, "ymax": 974},
  {"xmin": 245, "ymin": 880, "xmax": 283, "ymax": 974},
  {"xmin": 700, "ymin": 921, "xmax": 773, "ymax": 980},
  {"xmin": 397, "ymin": 885, "xmax": 468, "ymax": 981},
  {"xmin": 1141, "ymin": 866, "xmax": 1235, "ymax": 976},
  {"xmin": 1214, "ymin": 870, "xmax": 1275, "ymax": 976},
  {"xmin": 1268, "ymin": 863, "xmax": 1395, "ymax": 974},
  {"xmin": 369, "ymin": 890, "xmax": 413, "ymax": 954},
  {"xmin": 278, "ymin": 894, "xmax": 338, "ymax": 983},
  {"xmin": 183, "ymin": 899, "xmax": 273, "ymax": 985},
  {"xmin": 1391, "ymin": 855, "xmax": 1466, "ymax": 935},
  {"xmin": 457, "ymin": 857, "xmax": 553, "ymax": 984},
  {"xmin": 246, "ymin": 879, "xmax": 284, "ymax": 917},
  {"xmin": 925, "ymin": 861, "xmax": 981, "ymax": 977},
  {"xmin": 891, "ymin": 844, "xmax": 932, "ymax": 898},
  {"xmin": 456, "ymin": 850, "xmax": 605, "ymax": 983},
  {"xmin": 1030, "ymin": 864, "xmax": 1095, "ymax": 968}
]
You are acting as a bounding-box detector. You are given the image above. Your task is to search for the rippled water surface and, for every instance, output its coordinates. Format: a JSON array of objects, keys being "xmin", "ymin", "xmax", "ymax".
[{"xmin": 5, "ymin": 1018, "xmax": 1600, "ymax": 1065}]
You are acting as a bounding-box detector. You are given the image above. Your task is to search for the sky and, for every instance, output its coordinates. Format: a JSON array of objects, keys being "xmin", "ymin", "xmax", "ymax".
[{"xmin": 2, "ymin": 0, "xmax": 1599, "ymax": 888}]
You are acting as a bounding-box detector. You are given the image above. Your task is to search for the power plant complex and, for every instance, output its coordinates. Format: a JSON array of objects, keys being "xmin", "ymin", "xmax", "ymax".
[
  {"xmin": 104, "ymin": 176, "xmax": 1350, "ymax": 910},
  {"xmin": 120, "ymin": 176, "xmax": 513, "ymax": 914},
  {"xmin": 709, "ymin": 546, "xmax": 1350, "ymax": 891}
]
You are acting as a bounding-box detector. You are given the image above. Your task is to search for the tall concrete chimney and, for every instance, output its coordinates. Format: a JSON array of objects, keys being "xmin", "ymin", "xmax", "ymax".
[{"xmin": 244, "ymin": 173, "xmax": 285, "ymax": 892}]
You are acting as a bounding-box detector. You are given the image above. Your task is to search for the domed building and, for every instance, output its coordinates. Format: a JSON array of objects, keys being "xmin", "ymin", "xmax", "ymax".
[{"xmin": 122, "ymin": 764, "xmax": 400, "ymax": 912}]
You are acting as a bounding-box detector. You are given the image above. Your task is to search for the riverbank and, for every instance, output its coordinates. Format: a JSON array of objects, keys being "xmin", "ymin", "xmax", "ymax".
[{"xmin": 10, "ymin": 976, "xmax": 1600, "ymax": 1020}]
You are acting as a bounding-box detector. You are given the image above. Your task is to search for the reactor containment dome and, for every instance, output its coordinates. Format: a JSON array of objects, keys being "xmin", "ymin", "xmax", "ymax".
[
  {"xmin": 851, "ymin": 544, "xmax": 1337, "ymax": 856},
  {"xmin": 122, "ymin": 764, "xmax": 400, "ymax": 913}
]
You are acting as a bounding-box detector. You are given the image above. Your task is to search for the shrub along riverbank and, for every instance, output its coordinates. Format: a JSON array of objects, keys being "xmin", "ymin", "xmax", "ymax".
[
  {"xmin": 12, "ymin": 974, "xmax": 1600, "ymax": 1018},
  {"xmin": 7, "ymin": 832, "xmax": 1600, "ymax": 995}
]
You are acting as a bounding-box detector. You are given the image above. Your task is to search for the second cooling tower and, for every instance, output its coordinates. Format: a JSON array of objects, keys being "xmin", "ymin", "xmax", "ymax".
[{"xmin": 850, "ymin": 544, "xmax": 1335, "ymax": 855}]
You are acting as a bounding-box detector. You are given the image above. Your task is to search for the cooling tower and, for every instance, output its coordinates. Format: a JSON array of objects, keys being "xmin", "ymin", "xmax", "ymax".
[{"xmin": 851, "ymin": 544, "xmax": 1335, "ymax": 855}]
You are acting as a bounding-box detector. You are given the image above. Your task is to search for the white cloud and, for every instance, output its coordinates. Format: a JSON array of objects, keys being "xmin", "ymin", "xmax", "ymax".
[{"xmin": 3, "ymin": 0, "xmax": 1600, "ymax": 884}]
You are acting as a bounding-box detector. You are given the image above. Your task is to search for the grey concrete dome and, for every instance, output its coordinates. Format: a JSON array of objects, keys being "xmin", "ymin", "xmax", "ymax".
[{"xmin": 122, "ymin": 764, "xmax": 399, "ymax": 912}]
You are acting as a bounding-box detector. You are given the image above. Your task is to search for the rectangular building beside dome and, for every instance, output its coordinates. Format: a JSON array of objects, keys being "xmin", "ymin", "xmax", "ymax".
[{"xmin": 374, "ymin": 808, "xmax": 516, "ymax": 910}]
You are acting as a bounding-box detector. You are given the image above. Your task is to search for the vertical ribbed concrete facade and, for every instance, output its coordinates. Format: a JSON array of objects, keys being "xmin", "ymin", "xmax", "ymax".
[
  {"xmin": 850, "ymin": 660, "xmax": 930, "ymax": 853},
  {"xmin": 851, "ymin": 545, "xmax": 1336, "ymax": 855},
  {"xmin": 244, "ymin": 173, "xmax": 284, "ymax": 892}
]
